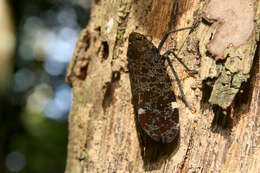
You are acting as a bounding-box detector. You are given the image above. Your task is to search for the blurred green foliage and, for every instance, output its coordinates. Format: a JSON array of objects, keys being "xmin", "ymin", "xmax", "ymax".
[{"xmin": 0, "ymin": 0, "xmax": 91, "ymax": 172}]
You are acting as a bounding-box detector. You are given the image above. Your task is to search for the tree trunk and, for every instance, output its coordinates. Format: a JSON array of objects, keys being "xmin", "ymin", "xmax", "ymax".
[{"xmin": 65, "ymin": 0, "xmax": 260, "ymax": 172}]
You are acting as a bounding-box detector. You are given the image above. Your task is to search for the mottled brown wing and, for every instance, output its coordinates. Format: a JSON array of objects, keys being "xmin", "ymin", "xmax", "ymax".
[{"xmin": 127, "ymin": 32, "xmax": 179, "ymax": 143}]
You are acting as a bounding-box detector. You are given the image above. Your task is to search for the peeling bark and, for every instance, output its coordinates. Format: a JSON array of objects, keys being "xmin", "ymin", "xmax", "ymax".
[
  {"xmin": 65, "ymin": 0, "xmax": 260, "ymax": 172},
  {"xmin": 203, "ymin": 0, "xmax": 255, "ymax": 58},
  {"xmin": 199, "ymin": 0, "xmax": 259, "ymax": 109}
]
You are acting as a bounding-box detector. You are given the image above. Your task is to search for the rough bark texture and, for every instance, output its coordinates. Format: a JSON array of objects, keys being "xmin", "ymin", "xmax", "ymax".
[
  {"xmin": 200, "ymin": 0, "xmax": 258, "ymax": 109},
  {"xmin": 65, "ymin": 0, "xmax": 260, "ymax": 172}
]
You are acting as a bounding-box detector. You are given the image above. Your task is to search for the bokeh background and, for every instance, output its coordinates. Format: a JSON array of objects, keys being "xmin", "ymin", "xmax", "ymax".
[{"xmin": 0, "ymin": 0, "xmax": 92, "ymax": 172}]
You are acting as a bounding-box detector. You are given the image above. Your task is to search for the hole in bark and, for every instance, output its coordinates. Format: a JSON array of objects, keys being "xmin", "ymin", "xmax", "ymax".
[
  {"xmin": 102, "ymin": 82, "xmax": 113, "ymax": 112},
  {"xmin": 205, "ymin": 50, "xmax": 214, "ymax": 58},
  {"xmin": 78, "ymin": 61, "xmax": 89, "ymax": 80},
  {"xmin": 201, "ymin": 17, "xmax": 212, "ymax": 26},
  {"xmin": 102, "ymin": 71, "xmax": 121, "ymax": 112},
  {"xmin": 95, "ymin": 26, "xmax": 101, "ymax": 32},
  {"xmin": 200, "ymin": 80, "xmax": 213, "ymax": 112},
  {"xmin": 201, "ymin": 81, "xmax": 213, "ymax": 102},
  {"xmin": 101, "ymin": 41, "xmax": 109, "ymax": 61},
  {"xmin": 209, "ymin": 32, "xmax": 213, "ymax": 41},
  {"xmin": 112, "ymin": 71, "xmax": 120, "ymax": 82}
]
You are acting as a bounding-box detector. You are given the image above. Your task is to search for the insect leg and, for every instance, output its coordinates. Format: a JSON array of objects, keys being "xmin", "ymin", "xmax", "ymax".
[
  {"xmin": 163, "ymin": 50, "xmax": 196, "ymax": 113},
  {"xmin": 168, "ymin": 50, "xmax": 197, "ymax": 74},
  {"xmin": 158, "ymin": 26, "xmax": 193, "ymax": 53}
]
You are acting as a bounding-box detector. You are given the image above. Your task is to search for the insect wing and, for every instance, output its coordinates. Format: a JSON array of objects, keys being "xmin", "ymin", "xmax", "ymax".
[{"xmin": 127, "ymin": 32, "xmax": 179, "ymax": 143}]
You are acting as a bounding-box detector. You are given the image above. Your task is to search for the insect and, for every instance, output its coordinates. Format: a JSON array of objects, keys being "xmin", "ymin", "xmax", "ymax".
[{"xmin": 127, "ymin": 27, "xmax": 196, "ymax": 144}]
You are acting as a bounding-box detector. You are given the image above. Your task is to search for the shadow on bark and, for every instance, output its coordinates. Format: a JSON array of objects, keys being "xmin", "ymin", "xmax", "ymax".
[{"xmin": 201, "ymin": 44, "xmax": 259, "ymax": 137}]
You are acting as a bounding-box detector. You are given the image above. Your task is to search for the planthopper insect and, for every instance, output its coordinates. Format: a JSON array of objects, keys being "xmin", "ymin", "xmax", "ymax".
[{"xmin": 127, "ymin": 27, "xmax": 196, "ymax": 144}]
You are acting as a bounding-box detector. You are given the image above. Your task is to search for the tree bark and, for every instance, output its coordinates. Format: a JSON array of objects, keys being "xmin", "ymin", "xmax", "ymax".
[{"xmin": 65, "ymin": 0, "xmax": 260, "ymax": 172}]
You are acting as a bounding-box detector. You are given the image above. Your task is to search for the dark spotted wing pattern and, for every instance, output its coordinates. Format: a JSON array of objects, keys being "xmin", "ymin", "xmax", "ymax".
[{"xmin": 127, "ymin": 32, "xmax": 179, "ymax": 143}]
